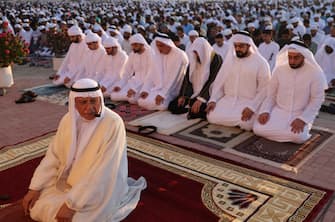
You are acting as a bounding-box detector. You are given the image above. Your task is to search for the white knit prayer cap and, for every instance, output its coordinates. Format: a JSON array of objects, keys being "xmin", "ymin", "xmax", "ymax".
[
  {"xmin": 123, "ymin": 24, "xmax": 132, "ymax": 33},
  {"xmin": 129, "ymin": 33, "xmax": 148, "ymax": 45},
  {"xmin": 103, "ymin": 37, "xmax": 119, "ymax": 48},
  {"xmin": 85, "ymin": 32, "xmax": 100, "ymax": 43},
  {"xmin": 188, "ymin": 30, "xmax": 199, "ymax": 36},
  {"xmin": 223, "ymin": 29, "xmax": 232, "ymax": 36},
  {"xmin": 290, "ymin": 17, "xmax": 300, "ymax": 24},
  {"xmin": 327, "ymin": 17, "xmax": 334, "ymax": 23},
  {"xmin": 92, "ymin": 23, "xmax": 102, "ymax": 32},
  {"xmin": 67, "ymin": 25, "xmax": 83, "ymax": 36}
]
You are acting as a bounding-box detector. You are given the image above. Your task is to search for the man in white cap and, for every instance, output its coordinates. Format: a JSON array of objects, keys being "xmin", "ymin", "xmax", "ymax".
[
  {"xmin": 206, "ymin": 31, "xmax": 271, "ymax": 130},
  {"xmin": 121, "ymin": 25, "xmax": 132, "ymax": 55},
  {"xmin": 312, "ymin": 14, "xmax": 326, "ymax": 31},
  {"xmin": 95, "ymin": 37, "xmax": 128, "ymax": 96},
  {"xmin": 110, "ymin": 33, "xmax": 153, "ymax": 103},
  {"xmin": 168, "ymin": 37, "xmax": 223, "ymax": 119},
  {"xmin": 138, "ymin": 33, "xmax": 189, "ymax": 110},
  {"xmin": 254, "ymin": 40, "xmax": 326, "ymax": 143},
  {"xmin": 258, "ymin": 26, "xmax": 280, "ymax": 72},
  {"xmin": 185, "ymin": 30, "xmax": 199, "ymax": 53},
  {"xmin": 223, "ymin": 28, "xmax": 233, "ymax": 42},
  {"xmin": 53, "ymin": 25, "xmax": 88, "ymax": 86},
  {"xmin": 291, "ymin": 17, "xmax": 306, "ymax": 38},
  {"xmin": 92, "ymin": 23, "xmax": 108, "ymax": 42},
  {"xmin": 107, "ymin": 25, "xmax": 123, "ymax": 45},
  {"xmin": 310, "ymin": 23, "xmax": 325, "ymax": 49},
  {"xmin": 22, "ymin": 78, "xmax": 146, "ymax": 222},
  {"xmin": 20, "ymin": 23, "xmax": 33, "ymax": 46},
  {"xmin": 212, "ymin": 33, "xmax": 229, "ymax": 61},
  {"xmin": 324, "ymin": 17, "xmax": 334, "ymax": 34},
  {"xmin": 315, "ymin": 37, "xmax": 335, "ymax": 88},
  {"xmin": 72, "ymin": 31, "xmax": 106, "ymax": 83}
]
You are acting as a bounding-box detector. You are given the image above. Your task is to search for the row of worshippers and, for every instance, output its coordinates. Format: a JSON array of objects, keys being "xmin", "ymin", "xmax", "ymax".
[{"xmin": 54, "ymin": 25, "xmax": 327, "ymax": 145}]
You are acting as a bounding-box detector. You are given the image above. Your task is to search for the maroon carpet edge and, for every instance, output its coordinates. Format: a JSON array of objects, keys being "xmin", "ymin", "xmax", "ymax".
[{"xmin": 0, "ymin": 130, "xmax": 56, "ymax": 150}]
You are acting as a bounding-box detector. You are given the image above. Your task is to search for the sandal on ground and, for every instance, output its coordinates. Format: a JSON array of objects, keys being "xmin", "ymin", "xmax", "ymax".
[
  {"xmin": 15, "ymin": 94, "xmax": 36, "ymax": 104},
  {"xmin": 138, "ymin": 125, "xmax": 157, "ymax": 135},
  {"xmin": 23, "ymin": 90, "xmax": 38, "ymax": 98},
  {"xmin": 105, "ymin": 103, "xmax": 116, "ymax": 109},
  {"xmin": 0, "ymin": 88, "xmax": 6, "ymax": 96}
]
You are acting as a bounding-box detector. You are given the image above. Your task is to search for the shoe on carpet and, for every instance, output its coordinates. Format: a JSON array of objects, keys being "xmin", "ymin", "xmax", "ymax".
[{"xmin": 15, "ymin": 94, "xmax": 36, "ymax": 104}]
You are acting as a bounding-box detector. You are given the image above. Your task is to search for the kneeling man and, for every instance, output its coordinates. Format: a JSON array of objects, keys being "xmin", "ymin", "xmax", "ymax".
[
  {"xmin": 253, "ymin": 40, "xmax": 326, "ymax": 143},
  {"xmin": 206, "ymin": 31, "xmax": 271, "ymax": 130},
  {"xmin": 23, "ymin": 78, "xmax": 146, "ymax": 221}
]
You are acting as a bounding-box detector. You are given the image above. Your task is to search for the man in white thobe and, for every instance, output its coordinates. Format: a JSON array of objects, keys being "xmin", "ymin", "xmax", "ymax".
[
  {"xmin": 138, "ymin": 33, "xmax": 189, "ymax": 110},
  {"xmin": 110, "ymin": 34, "xmax": 153, "ymax": 103},
  {"xmin": 53, "ymin": 26, "xmax": 88, "ymax": 87},
  {"xmin": 253, "ymin": 41, "xmax": 326, "ymax": 143},
  {"xmin": 95, "ymin": 37, "xmax": 128, "ymax": 96},
  {"xmin": 212, "ymin": 33, "xmax": 229, "ymax": 61},
  {"xmin": 22, "ymin": 78, "xmax": 146, "ymax": 222},
  {"xmin": 120, "ymin": 25, "xmax": 132, "ymax": 55},
  {"xmin": 258, "ymin": 27, "xmax": 280, "ymax": 72},
  {"xmin": 72, "ymin": 32, "xmax": 106, "ymax": 83},
  {"xmin": 206, "ymin": 31, "xmax": 271, "ymax": 130},
  {"xmin": 310, "ymin": 24, "xmax": 325, "ymax": 46},
  {"xmin": 315, "ymin": 37, "xmax": 335, "ymax": 88}
]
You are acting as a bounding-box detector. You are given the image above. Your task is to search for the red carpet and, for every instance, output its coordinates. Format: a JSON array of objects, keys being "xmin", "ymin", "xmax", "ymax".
[
  {"xmin": 125, "ymin": 157, "xmax": 219, "ymax": 222},
  {"xmin": 0, "ymin": 157, "xmax": 43, "ymax": 205},
  {"xmin": 0, "ymin": 156, "xmax": 218, "ymax": 221}
]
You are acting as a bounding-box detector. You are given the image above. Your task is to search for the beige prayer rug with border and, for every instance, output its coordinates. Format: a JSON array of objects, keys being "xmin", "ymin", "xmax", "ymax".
[
  {"xmin": 173, "ymin": 122, "xmax": 334, "ymax": 173},
  {"xmin": 0, "ymin": 132, "xmax": 332, "ymax": 222},
  {"xmin": 128, "ymin": 111, "xmax": 202, "ymax": 135}
]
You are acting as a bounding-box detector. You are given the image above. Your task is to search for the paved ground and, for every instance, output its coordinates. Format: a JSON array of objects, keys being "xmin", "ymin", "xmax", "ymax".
[{"xmin": 1, "ymin": 64, "xmax": 335, "ymax": 221}]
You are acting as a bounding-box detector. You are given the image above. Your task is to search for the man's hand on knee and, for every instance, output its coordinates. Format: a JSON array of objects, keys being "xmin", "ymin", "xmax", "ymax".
[
  {"xmin": 205, "ymin": 102, "xmax": 216, "ymax": 113},
  {"xmin": 55, "ymin": 203, "xmax": 75, "ymax": 222},
  {"xmin": 290, "ymin": 118, "xmax": 306, "ymax": 134},
  {"xmin": 241, "ymin": 107, "xmax": 254, "ymax": 121},
  {"xmin": 258, "ymin": 112, "xmax": 270, "ymax": 125},
  {"xmin": 22, "ymin": 189, "xmax": 40, "ymax": 216},
  {"xmin": 140, "ymin": 91, "xmax": 148, "ymax": 99},
  {"xmin": 155, "ymin": 95, "xmax": 164, "ymax": 105},
  {"xmin": 64, "ymin": 77, "xmax": 71, "ymax": 84}
]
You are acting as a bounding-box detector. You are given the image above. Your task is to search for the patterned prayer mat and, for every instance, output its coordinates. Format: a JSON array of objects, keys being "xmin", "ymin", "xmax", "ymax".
[
  {"xmin": 113, "ymin": 102, "xmax": 156, "ymax": 122},
  {"xmin": 128, "ymin": 111, "xmax": 201, "ymax": 135},
  {"xmin": 173, "ymin": 121, "xmax": 254, "ymax": 149},
  {"xmin": 173, "ymin": 121, "xmax": 334, "ymax": 172},
  {"xmin": 326, "ymin": 87, "xmax": 335, "ymax": 101},
  {"xmin": 0, "ymin": 133, "xmax": 333, "ymax": 222}
]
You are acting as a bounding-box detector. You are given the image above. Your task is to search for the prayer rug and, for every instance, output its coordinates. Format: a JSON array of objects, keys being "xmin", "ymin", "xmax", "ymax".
[
  {"xmin": 173, "ymin": 122, "xmax": 334, "ymax": 172},
  {"xmin": 113, "ymin": 102, "xmax": 156, "ymax": 122},
  {"xmin": 0, "ymin": 133, "xmax": 333, "ymax": 222},
  {"xmin": 326, "ymin": 87, "xmax": 335, "ymax": 101},
  {"xmin": 225, "ymin": 127, "xmax": 334, "ymax": 173},
  {"xmin": 173, "ymin": 121, "xmax": 254, "ymax": 149},
  {"xmin": 128, "ymin": 111, "xmax": 201, "ymax": 135}
]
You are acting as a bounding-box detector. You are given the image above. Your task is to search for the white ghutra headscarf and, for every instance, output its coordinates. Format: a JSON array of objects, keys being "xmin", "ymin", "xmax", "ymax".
[{"xmin": 66, "ymin": 78, "xmax": 105, "ymax": 171}]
